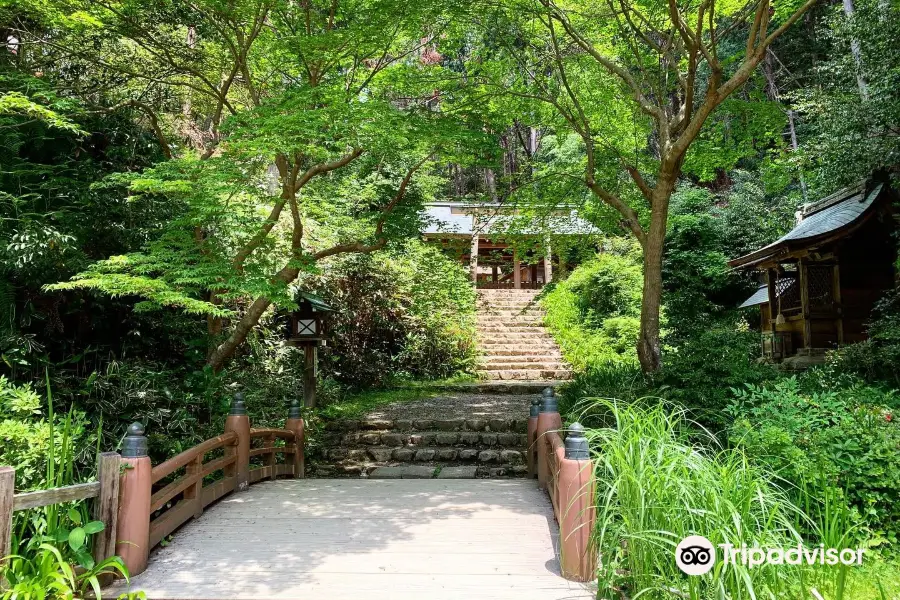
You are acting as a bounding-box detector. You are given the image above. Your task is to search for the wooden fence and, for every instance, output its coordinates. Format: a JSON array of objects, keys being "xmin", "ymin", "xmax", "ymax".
[
  {"xmin": 0, "ymin": 394, "xmax": 305, "ymax": 578},
  {"xmin": 528, "ymin": 388, "xmax": 597, "ymax": 582}
]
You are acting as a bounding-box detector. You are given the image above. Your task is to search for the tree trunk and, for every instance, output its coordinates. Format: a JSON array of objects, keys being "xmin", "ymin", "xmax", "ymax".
[
  {"xmin": 637, "ymin": 218, "xmax": 664, "ymax": 374},
  {"xmin": 635, "ymin": 176, "xmax": 676, "ymax": 374},
  {"xmin": 206, "ymin": 294, "xmax": 276, "ymax": 372}
]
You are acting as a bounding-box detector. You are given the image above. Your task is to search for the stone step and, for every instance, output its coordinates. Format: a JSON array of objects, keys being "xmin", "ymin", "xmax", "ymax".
[
  {"xmin": 311, "ymin": 461, "xmax": 528, "ymax": 478},
  {"xmin": 480, "ymin": 341, "xmax": 560, "ymax": 350},
  {"xmin": 479, "ymin": 354, "xmax": 562, "ymax": 363},
  {"xmin": 481, "ymin": 369, "xmax": 572, "ymax": 380},
  {"xmin": 476, "ymin": 301, "xmax": 540, "ymax": 308},
  {"xmin": 319, "ymin": 446, "xmax": 526, "ymax": 466},
  {"xmin": 480, "ymin": 362, "xmax": 568, "ymax": 371},
  {"xmin": 478, "ymin": 332, "xmax": 556, "ymax": 341},
  {"xmin": 324, "ymin": 416, "xmax": 528, "ymax": 433},
  {"xmin": 333, "ymin": 430, "xmax": 528, "ymax": 449},
  {"xmin": 478, "ymin": 348, "xmax": 563, "ymax": 357},
  {"xmin": 476, "ymin": 324, "xmax": 547, "ymax": 331}
]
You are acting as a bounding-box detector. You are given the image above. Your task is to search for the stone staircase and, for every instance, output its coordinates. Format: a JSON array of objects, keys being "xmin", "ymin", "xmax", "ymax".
[
  {"xmin": 311, "ymin": 414, "xmax": 530, "ymax": 478},
  {"xmin": 476, "ymin": 289, "xmax": 572, "ymax": 381}
]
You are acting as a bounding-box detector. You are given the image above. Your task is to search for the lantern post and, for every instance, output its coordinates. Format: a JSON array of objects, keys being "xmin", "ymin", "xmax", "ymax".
[{"xmin": 287, "ymin": 292, "xmax": 333, "ymax": 409}]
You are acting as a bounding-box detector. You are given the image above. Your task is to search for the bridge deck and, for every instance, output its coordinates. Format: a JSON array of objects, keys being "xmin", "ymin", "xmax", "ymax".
[{"xmin": 108, "ymin": 479, "xmax": 595, "ymax": 599}]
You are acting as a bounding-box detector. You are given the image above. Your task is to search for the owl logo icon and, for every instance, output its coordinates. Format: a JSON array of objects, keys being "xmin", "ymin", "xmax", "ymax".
[{"xmin": 675, "ymin": 536, "xmax": 716, "ymax": 575}]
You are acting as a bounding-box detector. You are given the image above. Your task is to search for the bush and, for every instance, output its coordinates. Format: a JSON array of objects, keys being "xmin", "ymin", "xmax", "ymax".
[
  {"xmin": 308, "ymin": 240, "xmax": 476, "ymax": 389},
  {"xmin": 0, "ymin": 376, "xmax": 90, "ymax": 491},
  {"xmin": 656, "ymin": 319, "xmax": 779, "ymax": 427},
  {"xmin": 541, "ymin": 238, "xmax": 643, "ymax": 371},
  {"xmin": 578, "ymin": 399, "xmax": 874, "ymax": 600},
  {"xmin": 727, "ymin": 377, "xmax": 900, "ymax": 550},
  {"xmin": 824, "ymin": 290, "xmax": 900, "ymax": 389}
]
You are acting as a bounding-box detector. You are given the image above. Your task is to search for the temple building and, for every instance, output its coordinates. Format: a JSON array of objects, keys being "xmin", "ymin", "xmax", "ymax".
[
  {"xmin": 730, "ymin": 174, "xmax": 898, "ymax": 367},
  {"xmin": 422, "ymin": 202, "xmax": 596, "ymax": 289}
]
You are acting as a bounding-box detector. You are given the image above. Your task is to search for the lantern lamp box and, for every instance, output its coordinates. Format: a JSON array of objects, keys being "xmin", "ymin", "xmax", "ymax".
[{"xmin": 288, "ymin": 291, "xmax": 334, "ymax": 344}]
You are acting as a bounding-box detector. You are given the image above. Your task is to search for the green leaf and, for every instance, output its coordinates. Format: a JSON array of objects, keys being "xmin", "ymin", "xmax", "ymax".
[
  {"xmin": 68, "ymin": 526, "xmax": 86, "ymax": 551},
  {"xmin": 68, "ymin": 507, "xmax": 82, "ymax": 525},
  {"xmin": 84, "ymin": 520, "xmax": 105, "ymax": 534},
  {"xmin": 76, "ymin": 549, "xmax": 95, "ymax": 570}
]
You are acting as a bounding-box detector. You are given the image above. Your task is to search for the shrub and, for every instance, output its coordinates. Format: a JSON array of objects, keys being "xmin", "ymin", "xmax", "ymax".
[
  {"xmin": 0, "ymin": 376, "xmax": 90, "ymax": 492},
  {"xmin": 308, "ymin": 240, "xmax": 476, "ymax": 388},
  {"xmin": 727, "ymin": 377, "xmax": 900, "ymax": 550},
  {"xmin": 824, "ymin": 290, "xmax": 900, "ymax": 389},
  {"xmin": 656, "ymin": 318, "xmax": 779, "ymax": 428},
  {"xmin": 541, "ymin": 238, "xmax": 643, "ymax": 371}
]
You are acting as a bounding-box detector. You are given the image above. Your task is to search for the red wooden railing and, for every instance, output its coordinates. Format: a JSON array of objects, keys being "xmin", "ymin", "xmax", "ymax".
[
  {"xmin": 528, "ymin": 389, "xmax": 597, "ymax": 582},
  {"xmin": 114, "ymin": 393, "xmax": 304, "ymax": 576}
]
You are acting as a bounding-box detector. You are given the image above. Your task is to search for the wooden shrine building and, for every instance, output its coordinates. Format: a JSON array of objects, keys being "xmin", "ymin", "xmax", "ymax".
[
  {"xmin": 422, "ymin": 202, "xmax": 595, "ymax": 289},
  {"xmin": 730, "ymin": 174, "xmax": 897, "ymax": 365}
]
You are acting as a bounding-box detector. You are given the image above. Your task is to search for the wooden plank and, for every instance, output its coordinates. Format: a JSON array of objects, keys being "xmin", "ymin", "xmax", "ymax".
[
  {"xmin": 106, "ymin": 479, "xmax": 594, "ymax": 600},
  {"xmin": 13, "ymin": 481, "xmax": 99, "ymax": 511},
  {"xmin": 248, "ymin": 466, "xmax": 273, "ymax": 483},
  {"xmin": 149, "ymin": 499, "xmax": 195, "ymax": 549},
  {"xmin": 200, "ymin": 477, "xmax": 235, "ymax": 509},
  {"xmin": 150, "ymin": 455, "xmax": 237, "ymax": 513},
  {"xmin": 92, "ymin": 453, "xmax": 120, "ymax": 565},
  {"xmin": 249, "ymin": 428, "xmax": 294, "ymax": 441},
  {"xmin": 0, "ymin": 467, "xmax": 13, "ymax": 566},
  {"xmin": 151, "ymin": 432, "xmax": 237, "ymax": 484}
]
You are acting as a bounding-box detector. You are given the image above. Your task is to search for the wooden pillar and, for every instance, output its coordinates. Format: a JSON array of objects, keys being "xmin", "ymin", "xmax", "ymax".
[
  {"xmin": 286, "ymin": 400, "xmax": 305, "ymax": 479},
  {"xmin": 766, "ymin": 268, "xmax": 777, "ymax": 333},
  {"xmin": 0, "ymin": 466, "xmax": 13, "ymax": 569},
  {"xmin": 833, "ymin": 263, "xmax": 844, "ymax": 345},
  {"xmin": 536, "ymin": 389, "xmax": 561, "ymax": 490},
  {"xmin": 558, "ymin": 424, "xmax": 597, "ymax": 582},
  {"xmin": 224, "ymin": 394, "xmax": 251, "ymax": 492},
  {"xmin": 303, "ymin": 344, "xmax": 317, "ymax": 408},
  {"xmin": 116, "ymin": 423, "xmax": 152, "ymax": 577},
  {"xmin": 469, "ymin": 234, "xmax": 479, "ymax": 284},
  {"xmin": 799, "ymin": 258, "xmax": 812, "ymax": 348},
  {"xmin": 513, "ymin": 249, "xmax": 521, "ymax": 289},
  {"xmin": 492, "ymin": 265, "xmax": 498, "ymax": 283},
  {"xmin": 92, "ymin": 452, "xmax": 121, "ymax": 565},
  {"xmin": 544, "ymin": 243, "xmax": 553, "ymax": 284}
]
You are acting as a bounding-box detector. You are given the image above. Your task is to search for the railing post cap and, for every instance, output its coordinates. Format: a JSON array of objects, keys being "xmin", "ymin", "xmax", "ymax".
[
  {"xmin": 288, "ymin": 398, "xmax": 302, "ymax": 419},
  {"xmin": 540, "ymin": 387, "xmax": 558, "ymax": 413},
  {"xmin": 564, "ymin": 421, "xmax": 590, "ymax": 460},
  {"xmin": 230, "ymin": 392, "xmax": 248, "ymax": 416},
  {"xmin": 529, "ymin": 397, "xmax": 541, "ymax": 418},
  {"xmin": 122, "ymin": 422, "xmax": 148, "ymax": 458}
]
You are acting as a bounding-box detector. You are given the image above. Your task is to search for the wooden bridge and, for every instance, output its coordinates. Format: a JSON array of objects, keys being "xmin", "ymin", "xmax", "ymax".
[{"xmin": 0, "ymin": 392, "xmax": 598, "ymax": 599}]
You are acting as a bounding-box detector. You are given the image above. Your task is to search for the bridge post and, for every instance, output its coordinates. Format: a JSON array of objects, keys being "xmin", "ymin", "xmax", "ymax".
[
  {"xmin": 558, "ymin": 423, "xmax": 597, "ymax": 582},
  {"xmin": 116, "ymin": 423, "xmax": 151, "ymax": 577},
  {"xmin": 224, "ymin": 393, "xmax": 251, "ymax": 492},
  {"xmin": 536, "ymin": 387, "xmax": 561, "ymax": 490},
  {"xmin": 286, "ymin": 399, "xmax": 306, "ymax": 479},
  {"xmin": 527, "ymin": 398, "xmax": 540, "ymax": 479}
]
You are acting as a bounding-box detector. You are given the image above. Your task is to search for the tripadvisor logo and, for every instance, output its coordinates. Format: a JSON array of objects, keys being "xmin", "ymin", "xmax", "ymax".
[
  {"xmin": 676, "ymin": 536, "xmax": 716, "ymax": 575},
  {"xmin": 675, "ymin": 536, "xmax": 865, "ymax": 576}
]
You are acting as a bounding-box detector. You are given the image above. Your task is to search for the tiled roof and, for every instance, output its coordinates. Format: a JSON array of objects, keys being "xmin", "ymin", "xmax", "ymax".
[
  {"xmin": 729, "ymin": 181, "xmax": 885, "ymax": 267},
  {"xmin": 422, "ymin": 203, "xmax": 596, "ymax": 236}
]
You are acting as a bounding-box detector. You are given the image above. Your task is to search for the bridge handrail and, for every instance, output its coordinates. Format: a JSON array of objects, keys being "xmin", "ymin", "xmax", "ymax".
[
  {"xmin": 151, "ymin": 431, "xmax": 239, "ymax": 483},
  {"xmin": 530, "ymin": 392, "xmax": 597, "ymax": 583},
  {"xmin": 1, "ymin": 395, "xmax": 306, "ymax": 581}
]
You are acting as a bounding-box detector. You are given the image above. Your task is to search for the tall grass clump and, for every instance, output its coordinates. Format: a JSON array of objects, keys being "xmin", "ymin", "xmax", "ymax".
[{"xmin": 577, "ymin": 399, "xmax": 886, "ymax": 600}]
